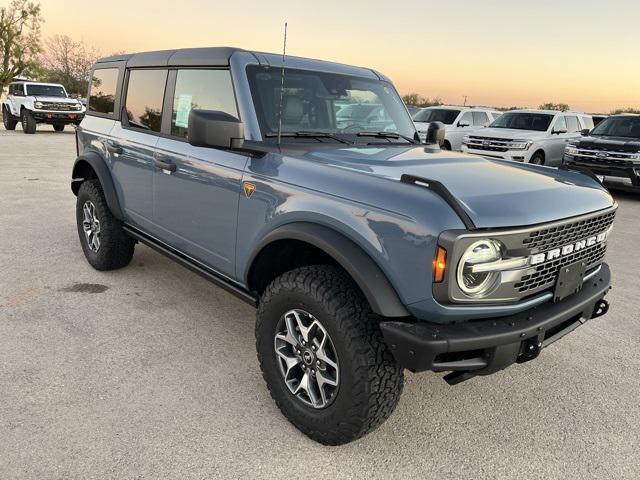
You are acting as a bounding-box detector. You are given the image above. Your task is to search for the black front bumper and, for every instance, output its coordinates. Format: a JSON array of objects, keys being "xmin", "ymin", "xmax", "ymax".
[
  {"xmin": 380, "ymin": 263, "xmax": 611, "ymax": 384},
  {"xmin": 33, "ymin": 111, "xmax": 84, "ymax": 124},
  {"xmin": 564, "ymin": 157, "xmax": 640, "ymax": 192}
]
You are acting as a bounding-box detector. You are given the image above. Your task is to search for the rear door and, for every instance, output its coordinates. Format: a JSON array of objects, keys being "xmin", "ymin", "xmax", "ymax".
[
  {"xmin": 151, "ymin": 68, "xmax": 248, "ymax": 278},
  {"xmin": 109, "ymin": 68, "xmax": 168, "ymax": 231}
]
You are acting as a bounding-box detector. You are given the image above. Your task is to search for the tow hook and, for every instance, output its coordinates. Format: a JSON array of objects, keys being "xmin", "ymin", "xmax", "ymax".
[
  {"xmin": 517, "ymin": 337, "xmax": 543, "ymax": 364},
  {"xmin": 592, "ymin": 299, "xmax": 610, "ymax": 319}
]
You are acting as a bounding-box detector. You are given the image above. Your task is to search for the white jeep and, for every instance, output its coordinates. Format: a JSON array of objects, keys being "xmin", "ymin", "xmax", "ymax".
[
  {"xmin": 461, "ymin": 109, "xmax": 594, "ymax": 166},
  {"xmin": 2, "ymin": 81, "xmax": 85, "ymax": 134}
]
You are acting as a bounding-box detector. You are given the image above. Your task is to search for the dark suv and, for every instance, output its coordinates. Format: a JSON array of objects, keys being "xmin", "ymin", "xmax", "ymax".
[
  {"xmin": 564, "ymin": 114, "xmax": 640, "ymax": 192},
  {"xmin": 71, "ymin": 47, "xmax": 616, "ymax": 445}
]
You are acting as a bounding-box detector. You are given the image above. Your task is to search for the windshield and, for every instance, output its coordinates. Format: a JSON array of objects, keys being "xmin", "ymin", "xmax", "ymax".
[
  {"xmin": 412, "ymin": 108, "xmax": 460, "ymax": 124},
  {"xmin": 246, "ymin": 65, "xmax": 416, "ymax": 143},
  {"xmin": 590, "ymin": 116, "xmax": 640, "ymax": 138},
  {"xmin": 25, "ymin": 84, "xmax": 67, "ymax": 97},
  {"xmin": 489, "ymin": 112, "xmax": 553, "ymax": 131}
]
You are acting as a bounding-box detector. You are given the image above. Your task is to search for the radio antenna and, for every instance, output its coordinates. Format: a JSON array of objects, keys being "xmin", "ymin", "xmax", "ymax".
[{"xmin": 276, "ymin": 22, "xmax": 288, "ymax": 147}]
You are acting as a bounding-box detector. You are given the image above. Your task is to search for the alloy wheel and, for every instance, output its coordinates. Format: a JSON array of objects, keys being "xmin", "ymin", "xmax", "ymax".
[
  {"xmin": 82, "ymin": 200, "xmax": 101, "ymax": 252},
  {"xmin": 274, "ymin": 309, "xmax": 339, "ymax": 409}
]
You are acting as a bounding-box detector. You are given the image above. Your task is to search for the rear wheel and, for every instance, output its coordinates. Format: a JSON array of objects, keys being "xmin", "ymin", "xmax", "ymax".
[
  {"xmin": 76, "ymin": 179, "xmax": 135, "ymax": 270},
  {"xmin": 441, "ymin": 140, "xmax": 452, "ymax": 151},
  {"xmin": 21, "ymin": 109, "xmax": 36, "ymax": 134},
  {"xmin": 256, "ymin": 265, "xmax": 404, "ymax": 445},
  {"xmin": 53, "ymin": 124, "xmax": 65, "ymax": 132},
  {"xmin": 3, "ymin": 106, "xmax": 18, "ymax": 130},
  {"xmin": 530, "ymin": 151, "xmax": 545, "ymax": 165}
]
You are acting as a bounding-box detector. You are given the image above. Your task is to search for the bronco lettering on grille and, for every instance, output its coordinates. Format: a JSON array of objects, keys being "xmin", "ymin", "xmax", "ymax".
[{"xmin": 529, "ymin": 231, "xmax": 608, "ymax": 266}]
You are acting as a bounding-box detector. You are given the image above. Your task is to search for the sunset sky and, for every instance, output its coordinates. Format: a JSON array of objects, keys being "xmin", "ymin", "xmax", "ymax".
[{"xmin": 37, "ymin": 0, "xmax": 640, "ymax": 113}]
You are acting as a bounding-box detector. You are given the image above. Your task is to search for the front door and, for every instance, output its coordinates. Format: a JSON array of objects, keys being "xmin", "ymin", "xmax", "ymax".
[
  {"xmin": 109, "ymin": 68, "xmax": 168, "ymax": 231},
  {"xmin": 151, "ymin": 68, "xmax": 248, "ymax": 278}
]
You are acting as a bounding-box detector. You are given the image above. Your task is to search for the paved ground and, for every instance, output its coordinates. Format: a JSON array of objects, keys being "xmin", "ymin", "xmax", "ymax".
[{"xmin": 0, "ymin": 125, "xmax": 639, "ymax": 480}]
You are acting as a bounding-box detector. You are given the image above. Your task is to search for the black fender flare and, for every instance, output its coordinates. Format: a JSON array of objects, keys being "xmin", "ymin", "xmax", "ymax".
[
  {"xmin": 245, "ymin": 222, "xmax": 410, "ymax": 318},
  {"xmin": 71, "ymin": 152, "xmax": 125, "ymax": 220}
]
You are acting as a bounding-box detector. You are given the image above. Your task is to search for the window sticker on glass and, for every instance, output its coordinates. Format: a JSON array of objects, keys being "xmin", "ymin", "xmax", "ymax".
[{"xmin": 175, "ymin": 94, "xmax": 193, "ymax": 128}]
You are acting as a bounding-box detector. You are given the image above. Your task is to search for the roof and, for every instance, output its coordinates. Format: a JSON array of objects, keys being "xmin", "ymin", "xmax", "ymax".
[
  {"xmin": 506, "ymin": 108, "xmax": 586, "ymax": 115},
  {"xmin": 96, "ymin": 47, "xmax": 245, "ymax": 67},
  {"xmin": 10, "ymin": 80, "xmax": 65, "ymax": 87}
]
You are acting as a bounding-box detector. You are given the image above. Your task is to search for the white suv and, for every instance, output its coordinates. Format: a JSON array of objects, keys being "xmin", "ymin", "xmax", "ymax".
[
  {"xmin": 461, "ymin": 109, "xmax": 593, "ymax": 166},
  {"xmin": 2, "ymin": 81, "xmax": 85, "ymax": 134},
  {"xmin": 413, "ymin": 106, "xmax": 502, "ymax": 150}
]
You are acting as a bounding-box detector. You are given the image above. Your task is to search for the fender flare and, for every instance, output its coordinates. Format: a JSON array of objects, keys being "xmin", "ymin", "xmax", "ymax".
[
  {"xmin": 71, "ymin": 152, "xmax": 125, "ymax": 220},
  {"xmin": 245, "ymin": 222, "xmax": 410, "ymax": 318}
]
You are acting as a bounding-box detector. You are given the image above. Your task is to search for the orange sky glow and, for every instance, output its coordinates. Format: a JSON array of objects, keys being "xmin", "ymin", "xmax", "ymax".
[{"xmin": 37, "ymin": 0, "xmax": 640, "ymax": 113}]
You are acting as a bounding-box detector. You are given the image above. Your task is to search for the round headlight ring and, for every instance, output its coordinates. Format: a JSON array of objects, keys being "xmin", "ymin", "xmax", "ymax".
[{"xmin": 456, "ymin": 239, "xmax": 503, "ymax": 298}]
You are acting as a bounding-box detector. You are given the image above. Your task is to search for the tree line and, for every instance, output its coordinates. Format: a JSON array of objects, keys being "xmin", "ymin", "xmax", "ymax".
[{"xmin": 1, "ymin": 0, "xmax": 106, "ymax": 97}]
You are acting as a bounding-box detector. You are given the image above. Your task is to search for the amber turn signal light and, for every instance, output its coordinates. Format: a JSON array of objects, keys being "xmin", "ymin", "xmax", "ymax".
[{"xmin": 433, "ymin": 246, "xmax": 447, "ymax": 283}]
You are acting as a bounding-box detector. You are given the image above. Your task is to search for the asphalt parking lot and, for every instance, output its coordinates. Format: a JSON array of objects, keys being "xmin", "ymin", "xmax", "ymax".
[{"xmin": 1, "ymin": 125, "xmax": 639, "ymax": 480}]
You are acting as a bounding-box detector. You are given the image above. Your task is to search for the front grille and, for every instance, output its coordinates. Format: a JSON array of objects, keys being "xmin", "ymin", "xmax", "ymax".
[
  {"xmin": 572, "ymin": 148, "xmax": 639, "ymax": 167},
  {"xmin": 514, "ymin": 209, "xmax": 616, "ymax": 294},
  {"xmin": 465, "ymin": 136, "xmax": 511, "ymax": 152},
  {"xmin": 38, "ymin": 102, "xmax": 78, "ymax": 111}
]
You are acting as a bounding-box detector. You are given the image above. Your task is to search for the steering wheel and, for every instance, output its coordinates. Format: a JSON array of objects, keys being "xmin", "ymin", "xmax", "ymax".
[{"xmin": 342, "ymin": 123, "xmax": 365, "ymax": 132}]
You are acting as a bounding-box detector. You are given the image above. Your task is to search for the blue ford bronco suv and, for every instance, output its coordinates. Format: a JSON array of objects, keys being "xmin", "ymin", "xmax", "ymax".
[{"xmin": 72, "ymin": 47, "xmax": 616, "ymax": 445}]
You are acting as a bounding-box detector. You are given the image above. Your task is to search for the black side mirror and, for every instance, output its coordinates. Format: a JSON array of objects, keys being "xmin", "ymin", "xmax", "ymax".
[
  {"xmin": 425, "ymin": 121, "xmax": 445, "ymax": 148},
  {"xmin": 581, "ymin": 128, "xmax": 590, "ymax": 136},
  {"xmin": 188, "ymin": 110, "xmax": 244, "ymax": 149}
]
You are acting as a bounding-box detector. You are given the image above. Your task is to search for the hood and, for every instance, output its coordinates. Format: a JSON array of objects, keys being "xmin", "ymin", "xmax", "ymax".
[
  {"xmin": 469, "ymin": 127, "xmax": 549, "ymax": 141},
  {"xmin": 33, "ymin": 96, "xmax": 79, "ymax": 104},
  {"xmin": 303, "ymin": 146, "xmax": 613, "ymax": 228},
  {"xmin": 574, "ymin": 135, "xmax": 640, "ymax": 153},
  {"xmin": 414, "ymin": 121, "xmax": 454, "ymax": 132}
]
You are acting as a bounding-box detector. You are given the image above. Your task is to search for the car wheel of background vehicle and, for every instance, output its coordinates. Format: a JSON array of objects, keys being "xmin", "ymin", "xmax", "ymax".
[
  {"xmin": 2, "ymin": 106, "xmax": 18, "ymax": 130},
  {"xmin": 21, "ymin": 109, "xmax": 37, "ymax": 134},
  {"xmin": 76, "ymin": 179, "xmax": 135, "ymax": 271},
  {"xmin": 441, "ymin": 140, "xmax": 451, "ymax": 151},
  {"xmin": 256, "ymin": 265, "xmax": 404, "ymax": 445},
  {"xmin": 53, "ymin": 124, "xmax": 65, "ymax": 132},
  {"xmin": 530, "ymin": 151, "xmax": 545, "ymax": 165}
]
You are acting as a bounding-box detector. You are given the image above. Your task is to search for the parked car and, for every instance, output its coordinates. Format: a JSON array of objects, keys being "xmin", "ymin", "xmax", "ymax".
[
  {"xmin": 413, "ymin": 106, "xmax": 502, "ymax": 150},
  {"xmin": 72, "ymin": 47, "xmax": 615, "ymax": 445},
  {"xmin": 2, "ymin": 81, "xmax": 85, "ymax": 133},
  {"xmin": 564, "ymin": 114, "xmax": 640, "ymax": 192},
  {"xmin": 461, "ymin": 109, "xmax": 593, "ymax": 165},
  {"xmin": 335, "ymin": 103, "xmax": 393, "ymax": 131}
]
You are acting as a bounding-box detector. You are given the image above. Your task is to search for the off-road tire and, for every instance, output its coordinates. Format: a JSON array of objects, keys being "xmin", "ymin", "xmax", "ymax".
[
  {"xmin": 21, "ymin": 109, "xmax": 36, "ymax": 134},
  {"xmin": 530, "ymin": 151, "xmax": 545, "ymax": 165},
  {"xmin": 441, "ymin": 140, "xmax": 452, "ymax": 151},
  {"xmin": 53, "ymin": 124, "xmax": 65, "ymax": 132},
  {"xmin": 256, "ymin": 265, "xmax": 404, "ymax": 445},
  {"xmin": 2, "ymin": 105, "xmax": 18, "ymax": 130},
  {"xmin": 76, "ymin": 179, "xmax": 135, "ymax": 271}
]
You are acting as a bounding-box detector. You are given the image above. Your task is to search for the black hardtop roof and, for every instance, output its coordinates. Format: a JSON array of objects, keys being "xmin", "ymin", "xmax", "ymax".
[{"xmin": 95, "ymin": 47, "xmax": 246, "ymax": 67}]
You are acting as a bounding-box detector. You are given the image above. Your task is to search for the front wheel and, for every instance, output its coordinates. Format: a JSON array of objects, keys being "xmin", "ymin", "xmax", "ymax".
[
  {"xmin": 21, "ymin": 109, "xmax": 36, "ymax": 134},
  {"xmin": 256, "ymin": 265, "xmax": 404, "ymax": 445},
  {"xmin": 530, "ymin": 151, "xmax": 545, "ymax": 165},
  {"xmin": 2, "ymin": 106, "xmax": 18, "ymax": 130}
]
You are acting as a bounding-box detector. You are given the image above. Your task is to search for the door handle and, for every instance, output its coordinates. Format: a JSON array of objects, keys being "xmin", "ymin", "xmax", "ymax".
[
  {"xmin": 153, "ymin": 154, "xmax": 177, "ymax": 173},
  {"xmin": 106, "ymin": 142, "xmax": 123, "ymax": 155}
]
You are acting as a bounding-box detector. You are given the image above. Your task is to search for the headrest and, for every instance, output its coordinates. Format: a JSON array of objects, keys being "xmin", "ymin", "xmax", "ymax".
[{"xmin": 283, "ymin": 96, "xmax": 304, "ymax": 123}]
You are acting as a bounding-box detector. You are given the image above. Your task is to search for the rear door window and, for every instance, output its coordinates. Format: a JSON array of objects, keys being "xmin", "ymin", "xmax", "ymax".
[
  {"xmin": 565, "ymin": 116, "xmax": 580, "ymax": 133},
  {"xmin": 170, "ymin": 69, "xmax": 238, "ymax": 138},
  {"xmin": 89, "ymin": 68, "xmax": 119, "ymax": 115},
  {"xmin": 124, "ymin": 69, "xmax": 167, "ymax": 133}
]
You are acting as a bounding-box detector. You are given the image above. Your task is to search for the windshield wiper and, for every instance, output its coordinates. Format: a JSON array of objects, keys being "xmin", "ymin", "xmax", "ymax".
[
  {"xmin": 265, "ymin": 131, "xmax": 351, "ymax": 145},
  {"xmin": 356, "ymin": 131, "xmax": 418, "ymax": 144}
]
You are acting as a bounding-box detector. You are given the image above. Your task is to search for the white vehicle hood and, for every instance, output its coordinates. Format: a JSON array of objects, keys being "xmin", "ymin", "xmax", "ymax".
[
  {"xmin": 31, "ymin": 96, "xmax": 79, "ymax": 104},
  {"xmin": 469, "ymin": 127, "xmax": 549, "ymax": 140},
  {"xmin": 414, "ymin": 121, "xmax": 454, "ymax": 132}
]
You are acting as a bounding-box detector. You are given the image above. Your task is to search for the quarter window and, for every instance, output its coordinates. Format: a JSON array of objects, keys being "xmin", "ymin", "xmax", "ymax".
[
  {"xmin": 89, "ymin": 68, "xmax": 119, "ymax": 115},
  {"xmin": 170, "ymin": 69, "xmax": 238, "ymax": 138},
  {"xmin": 125, "ymin": 69, "xmax": 167, "ymax": 133}
]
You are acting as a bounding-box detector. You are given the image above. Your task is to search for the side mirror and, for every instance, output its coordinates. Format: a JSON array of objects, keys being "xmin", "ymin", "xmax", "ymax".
[
  {"xmin": 188, "ymin": 109, "xmax": 244, "ymax": 149},
  {"xmin": 425, "ymin": 121, "xmax": 446, "ymax": 148},
  {"xmin": 581, "ymin": 128, "xmax": 590, "ymax": 136},
  {"xmin": 553, "ymin": 128, "xmax": 568, "ymax": 135},
  {"xmin": 457, "ymin": 121, "xmax": 471, "ymax": 128}
]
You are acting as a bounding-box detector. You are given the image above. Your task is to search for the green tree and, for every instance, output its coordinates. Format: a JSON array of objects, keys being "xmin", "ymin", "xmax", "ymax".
[
  {"xmin": 0, "ymin": 0, "xmax": 43, "ymax": 92},
  {"xmin": 40, "ymin": 35, "xmax": 100, "ymax": 96},
  {"xmin": 539, "ymin": 102, "xmax": 570, "ymax": 111},
  {"xmin": 402, "ymin": 93, "xmax": 443, "ymax": 108}
]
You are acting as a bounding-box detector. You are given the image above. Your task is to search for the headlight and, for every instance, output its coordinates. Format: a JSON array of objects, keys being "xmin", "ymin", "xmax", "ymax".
[
  {"xmin": 34, "ymin": 101, "xmax": 43, "ymax": 109},
  {"xmin": 509, "ymin": 140, "xmax": 533, "ymax": 150},
  {"xmin": 74, "ymin": 103, "xmax": 82, "ymax": 110},
  {"xmin": 456, "ymin": 239, "xmax": 503, "ymax": 297},
  {"xmin": 565, "ymin": 145, "xmax": 579, "ymax": 156}
]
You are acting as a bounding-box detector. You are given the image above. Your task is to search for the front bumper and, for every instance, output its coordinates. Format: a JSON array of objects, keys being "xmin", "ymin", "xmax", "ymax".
[
  {"xmin": 564, "ymin": 156, "xmax": 640, "ymax": 192},
  {"xmin": 461, "ymin": 145, "xmax": 533, "ymax": 162},
  {"xmin": 32, "ymin": 111, "xmax": 84, "ymax": 123},
  {"xmin": 380, "ymin": 263, "xmax": 611, "ymax": 384}
]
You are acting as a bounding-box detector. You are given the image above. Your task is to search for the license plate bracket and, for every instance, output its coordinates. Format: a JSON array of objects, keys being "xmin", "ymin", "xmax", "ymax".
[{"xmin": 554, "ymin": 261, "xmax": 587, "ymax": 302}]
